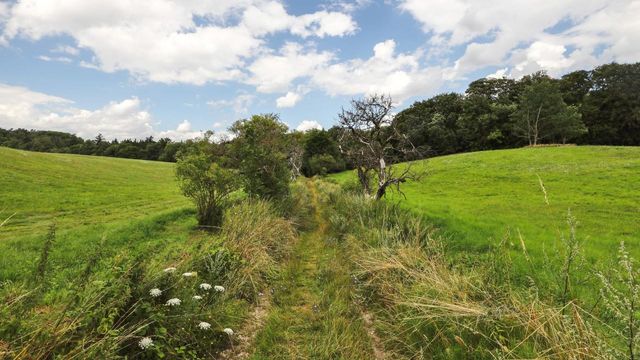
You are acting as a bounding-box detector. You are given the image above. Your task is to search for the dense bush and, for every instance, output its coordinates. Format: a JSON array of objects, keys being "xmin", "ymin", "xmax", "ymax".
[
  {"xmin": 175, "ymin": 153, "xmax": 238, "ymax": 227},
  {"xmin": 230, "ymin": 114, "xmax": 291, "ymax": 200}
]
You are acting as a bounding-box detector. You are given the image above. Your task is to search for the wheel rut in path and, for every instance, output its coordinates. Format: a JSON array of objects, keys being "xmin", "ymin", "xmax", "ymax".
[{"xmin": 242, "ymin": 180, "xmax": 383, "ymax": 359}]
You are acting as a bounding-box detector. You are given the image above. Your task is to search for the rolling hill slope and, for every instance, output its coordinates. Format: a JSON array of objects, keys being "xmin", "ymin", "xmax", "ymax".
[
  {"xmin": 0, "ymin": 147, "xmax": 189, "ymax": 280},
  {"xmin": 331, "ymin": 146, "xmax": 640, "ymax": 260}
]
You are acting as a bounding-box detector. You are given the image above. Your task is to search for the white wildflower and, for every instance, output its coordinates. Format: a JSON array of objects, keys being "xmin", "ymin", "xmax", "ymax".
[
  {"xmin": 193, "ymin": 295, "xmax": 203, "ymax": 300},
  {"xmin": 138, "ymin": 337, "xmax": 153, "ymax": 349},
  {"xmin": 223, "ymin": 328, "xmax": 234, "ymax": 336},
  {"xmin": 199, "ymin": 283, "xmax": 212, "ymax": 291},
  {"xmin": 198, "ymin": 321, "xmax": 211, "ymax": 330},
  {"xmin": 182, "ymin": 272, "xmax": 196, "ymax": 277},
  {"xmin": 163, "ymin": 267, "xmax": 176, "ymax": 273},
  {"xmin": 149, "ymin": 288, "xmax": 162, "ymax": 297},
  {"xmin": 214, "ymin": 285, "xmax": 225, "ymax": 292},
  {"xmin": 165, "ymin": 298, "xmax": 181, "ymax": 306}
]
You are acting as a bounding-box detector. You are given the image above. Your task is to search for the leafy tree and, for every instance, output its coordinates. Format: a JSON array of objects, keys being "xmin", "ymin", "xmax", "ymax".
[
  {"xmin": 458, "ymin": 95, "xmax": 518, "ymax": 150},
  {"xmin": 582, "ymin": 63, "xmax": 640, "ymax": 145},
  {"xmin": 175, "ymin": 151, "xmax": 238, "ymax": 227},
  {"xmin": 230, "ymin": 114, "xmax": 291, "ymax": 200},
  {"xmin": 513, "ymin": 80, "xmax": 586, "ymax": 145},
  {"xmin": 394, "ymin": 93, "xmax": 464, "ymax": 156},
  {"xmin": 158, "ymin": 142, "xmax": 184, "ymax": 162},
  {"xmin": 559, "ymin": 70, "xmax": 592, "ymax": 106},
  {"xmin": 301, "ymin": 129, "xmax": 345, "ymax": 176},
  {"xmin": 307, "ymin": 154, "xmax": 343, "ymax": 176}
]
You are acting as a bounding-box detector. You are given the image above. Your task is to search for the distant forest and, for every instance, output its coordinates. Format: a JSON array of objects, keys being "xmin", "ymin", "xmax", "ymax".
[{"xmin": 1, "ymin": 62, "xmax": 638, "ymax": 173}]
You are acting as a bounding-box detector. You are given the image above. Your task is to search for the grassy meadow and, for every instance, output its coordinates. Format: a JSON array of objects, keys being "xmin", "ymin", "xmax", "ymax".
[
  {"xmin": 0, "ymin": 146, "xmax": 189, "ymax": 281},
  {"xmin": 330, "ymin": 146, "xmax": 640, "ymax": 262},
  {"xmin": 0, "ymin": 146, "xmax": 308, "ymax": 358},
  {"xmin": 3, "ymin": 144, "xmax": 640, "ymax": 358}
]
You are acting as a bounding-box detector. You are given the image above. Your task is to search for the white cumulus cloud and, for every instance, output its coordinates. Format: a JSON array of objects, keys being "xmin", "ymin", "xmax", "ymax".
[
  {"xmin": 296, "ymin": 120, "xmax": 322, "ymax": 132},
  {"xmin": 276, "ymin": 91, "xmax": 302, "ymax": 108},
  {"xmin": 311, "ymin": 39, "xmax": 444, "ymax": 102},
  {"xmin": 1, "ymin": 0, "xmax": 357, "ymax": 85},
  {"xmin": 0, "ymin": 83, "xmax": 199, "ymax": 140},
  {"xmin": 248, "ymin": 42, "xmax": 333, "ymax": 93},
  {"xmin": 207, "ymin": 93, "xmax": 256, "ymax": 115},
  {"xmin": 400, "ymin": 0, "xmax": 640, "ymax": 78}
]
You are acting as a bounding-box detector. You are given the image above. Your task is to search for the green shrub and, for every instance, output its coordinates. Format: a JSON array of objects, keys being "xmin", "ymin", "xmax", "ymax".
[
  {"xmin": 175, "ymin": 153, "xmax": 238, "ymax": 227},
  {"xmin": 230, "ymin": 114, "xmax": 291, "ymax": 200}
]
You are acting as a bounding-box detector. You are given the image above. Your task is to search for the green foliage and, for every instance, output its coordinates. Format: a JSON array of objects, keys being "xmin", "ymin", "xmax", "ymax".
[
  {"xmin": 175, "ymin": 152, "xmax": 238, "ymax": 227},
  {"xmin": 301, "ymin": 129, "xmax": 345, "ymax": 176},
  {"xmin": 582, "ymin": 63, "xmax": 640, "ymax": 146},
  {"xmin": 0, "ymin": 128, "xmax": 187, "ymax": 162},
  {"xmin": 395, "ymin": 92, "xmax": 464, "ymax": 156},
  {"xmin": 393, "ymin": 63, "xmax": 640, "ymax": 157},
  {"xmin": 307, "ymin": 154, "xmax": 343, "ymax": 176},
  {"xmin": 512, "ymin": 79, "xmax": 586, "ymax": 145},
  {"xmin": 230, "ymin": 114, "xmax": 291, "ymax": 200},
  {"xmin": 597, "ymin": 241, "xmax": 640, "ymax": 359}
]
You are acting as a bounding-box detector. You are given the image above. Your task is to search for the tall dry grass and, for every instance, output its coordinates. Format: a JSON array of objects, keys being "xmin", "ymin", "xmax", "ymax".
[
  {"xmin": 320, "ymin": 181, "xmax": 621, "ymax": 359},
  {"xmin": 222, "ymin": 199, "xmax": 297, "ymax": 299},
  {"xmin": 1, "ymin": 198, "xmax": 299, "ymax": 359}
]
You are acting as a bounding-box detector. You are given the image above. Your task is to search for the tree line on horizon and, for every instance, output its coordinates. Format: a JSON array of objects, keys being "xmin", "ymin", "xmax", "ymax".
[{"xmin": 1, "ymin": 62, "xmax": 638, "ymax": 176}]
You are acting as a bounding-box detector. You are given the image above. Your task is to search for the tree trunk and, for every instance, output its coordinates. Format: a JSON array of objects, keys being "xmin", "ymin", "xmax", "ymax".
[
  {"xmin": 357, "ymin": 167, "xmax": 371, "ymax": 196},
  {"xmin": 533, "ymin": 105, "xmax": 542, "ymax": 146},
  {"xmin": 375, "ymin": 182, "xmax": 387, "ymax": 200}
]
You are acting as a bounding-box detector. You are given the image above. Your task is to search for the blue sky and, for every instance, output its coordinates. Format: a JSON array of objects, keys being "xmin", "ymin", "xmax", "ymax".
[{"xmin": 0, "ymin": 0, "xmax": 638, "ymax": 139}]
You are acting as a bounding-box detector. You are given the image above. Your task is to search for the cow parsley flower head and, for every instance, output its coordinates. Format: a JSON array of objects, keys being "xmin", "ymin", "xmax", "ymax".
[
  {"xmin": 163, "ymin": 267, "xmax": 176, "ymax": 273},
  {"xmin": 198, "ymin": 321, "xmax": 211, "ymax": 330},
  {"xmin": 138, "ymin": 337, "xmax": 154, "ymax": 349},
  {"xmin": 165, "ymin": 298, "xmax": 181, "ymax": 306},
  {"xmin": 199, "ymin": 283, "xmax": 212, "ymax": 291},
  {"xmin": 223, "ymin": 328, "xmax": 234, "ymax": 336},
  {"xmin": 149, "ymin": 288, "xmax": 162, "ymax": 297},
  {"xmin": 182, "ymin": 272, "xmax": 196, "ymax": 277},
  {"xmin": 214, "ymin": 285, "xmax": 225, "ymax": 292},
  {"xmin": 193, "ymin": 295, "xmax": 203, "ymax": 300}
]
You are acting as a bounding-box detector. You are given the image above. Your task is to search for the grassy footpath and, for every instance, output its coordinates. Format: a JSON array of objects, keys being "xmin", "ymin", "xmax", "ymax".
[{"xmin": 248, "ymin": 180, "xmax": 376, "ymax": 359}]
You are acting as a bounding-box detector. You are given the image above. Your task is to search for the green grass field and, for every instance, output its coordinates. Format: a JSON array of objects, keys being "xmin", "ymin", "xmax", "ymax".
[
  {"xmin": 0, "ymin": 146, "xmax": 189, "ymax": 281},
  {"xmin": 331, "ymin": 146, "xmax": 640, "ymax": 262}
]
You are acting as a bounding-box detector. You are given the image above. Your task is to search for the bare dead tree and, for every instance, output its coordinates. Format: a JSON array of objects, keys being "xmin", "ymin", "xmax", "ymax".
[
  {"xmin": 288, "ymin": 143, "xmax": 304, "ymax": 180},
  {"xmin": 337, "ymin": 94, "xmax": 423, "ymax": 200}
]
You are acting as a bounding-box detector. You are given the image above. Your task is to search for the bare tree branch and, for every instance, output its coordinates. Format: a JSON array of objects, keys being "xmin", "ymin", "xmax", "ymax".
[{"xmin": 337, "ymin": 94, "xmax": 425, "ymax": 200}]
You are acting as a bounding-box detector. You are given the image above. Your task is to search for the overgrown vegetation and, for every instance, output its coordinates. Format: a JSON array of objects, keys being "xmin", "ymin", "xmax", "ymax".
[
  {"xmin": 0, "ymin": 191, "xmax": 301, "ymax": 358},
  {"xmin": 175, "ymin": 145, "xmax": 238, "ymax": 228},
  {"xmin": 1, "ymin": 59, "xmax": 638, "ymax": 359},
  {"xmin": 230, "ymin": 114, "xmax": 292, "ymax": 201},
  {"xmin": 319, "ymin": 180, "xmax": 636, "ymax": 358}
]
